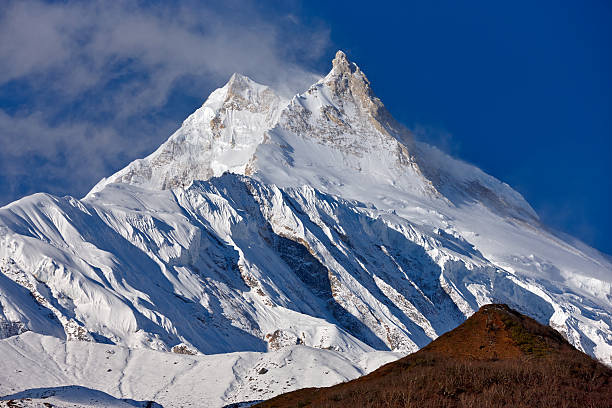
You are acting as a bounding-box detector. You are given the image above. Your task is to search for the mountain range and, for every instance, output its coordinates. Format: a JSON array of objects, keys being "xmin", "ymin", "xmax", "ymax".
[{"xmin": 1, "ymin": 51, "xmax": 611, "ymax": 407}]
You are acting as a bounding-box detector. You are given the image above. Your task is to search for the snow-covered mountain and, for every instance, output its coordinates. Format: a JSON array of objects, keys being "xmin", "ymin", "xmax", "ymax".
[{"xmin": 1, "ymin": 51, "xmax": 611, "ymax": 406}]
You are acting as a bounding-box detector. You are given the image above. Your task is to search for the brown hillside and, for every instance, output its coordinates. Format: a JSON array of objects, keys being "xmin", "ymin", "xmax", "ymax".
[{"xmin": 255, "ymin": 304, "xmax": 612, "ymax": 408}]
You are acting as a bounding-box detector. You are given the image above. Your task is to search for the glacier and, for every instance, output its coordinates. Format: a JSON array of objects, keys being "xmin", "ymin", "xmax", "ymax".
[{"xmin": 1, "ymin": 50, "xmax": 611, "ymax": 407}]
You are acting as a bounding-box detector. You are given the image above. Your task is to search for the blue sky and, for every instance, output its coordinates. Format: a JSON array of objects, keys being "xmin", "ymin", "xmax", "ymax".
[{"xmin": 0, "ymin": 1, "xmax": 610, "ymax": 255}]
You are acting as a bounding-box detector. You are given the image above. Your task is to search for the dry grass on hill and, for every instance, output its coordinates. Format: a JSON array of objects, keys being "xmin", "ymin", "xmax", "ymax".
[{"xmin": 255, "ymin": 304, "xmax": 612, "ymax": 408}]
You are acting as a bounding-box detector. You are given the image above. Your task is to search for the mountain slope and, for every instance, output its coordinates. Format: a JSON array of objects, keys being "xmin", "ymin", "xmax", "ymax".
[
  {"xmin": 0, "ymin": 49, "xmax": 611, "ymax": 375},
  {"xmin": 0, "ymin": 331, "xmax": 400, "ymax": 407},
  {"xmin": 256, "ymin": 304, "xmax": 612, "ymax": 408}
]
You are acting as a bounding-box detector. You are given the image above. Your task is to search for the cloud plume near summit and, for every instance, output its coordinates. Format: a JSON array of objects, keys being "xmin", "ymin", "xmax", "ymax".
[{"xmin": 0, "ymin": 0, "xmax": 329, "ymax": 203}]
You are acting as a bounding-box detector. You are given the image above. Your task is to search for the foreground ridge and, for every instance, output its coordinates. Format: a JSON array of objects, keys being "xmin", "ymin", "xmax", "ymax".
[{"xmin": 256, "ymin": 304, "xmax": 612, "ymax": 408}]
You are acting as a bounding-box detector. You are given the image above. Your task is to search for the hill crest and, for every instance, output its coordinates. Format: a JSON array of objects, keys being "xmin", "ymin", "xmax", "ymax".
[{"xmin": 420, "ymin": 303, "xmax": 570, "ymax": 360}]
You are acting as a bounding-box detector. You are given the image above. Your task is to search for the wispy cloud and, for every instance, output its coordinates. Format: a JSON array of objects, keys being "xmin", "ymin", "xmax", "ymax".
[
  {"xmin": 0, "ymin": 110, "xmax": 121, "ymax": 198},
  {"xmin": 411, "ymin": 123, "xmax": 463, "ymax": 157},
  {"xmin": 0, "ymin": 0, "xmax": 330, "ymax": 204}
]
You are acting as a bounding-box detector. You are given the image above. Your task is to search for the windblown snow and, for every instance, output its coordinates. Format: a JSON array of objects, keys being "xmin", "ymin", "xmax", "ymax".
[{"xmin": 1, "ymin": 51, "xmax": 611, "ymax": 407}]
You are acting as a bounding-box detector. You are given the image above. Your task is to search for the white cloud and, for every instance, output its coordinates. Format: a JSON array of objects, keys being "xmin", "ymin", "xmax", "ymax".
[
  {"xmin": 0, "ymin": 110, "xmax": 127, "ymax": 198},
  {"xmin": 0, "ymin": 0, "xmax": 331, "ymax": 204},
  {"xmin": 0, "ymin": 0, "xmax": 327, "ymax": 98}
]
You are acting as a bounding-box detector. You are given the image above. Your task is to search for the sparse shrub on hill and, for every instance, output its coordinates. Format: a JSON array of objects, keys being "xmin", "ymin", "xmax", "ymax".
[{"xmin": 255, "ymin": 305, "xmax": 612, "ymax": 408}]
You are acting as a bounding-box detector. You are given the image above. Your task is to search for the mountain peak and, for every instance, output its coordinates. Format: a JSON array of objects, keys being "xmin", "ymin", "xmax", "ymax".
[
  {"xmin": 87, "ymin": 71, "xmax": 286, "ymax": 194},
  {"xmin": 321, "ymin": 50, "xmax": 413, "ymax": 146},
  {"xmin": 226, "ymin": 72, "xmax": 249, "ymax": 89},
  {"xmin": 228, "ymin": 71, "xmax": 248, "ymax": 82},
  {"xmin": 226, "ymin": 72, "xmax": 257, "ymax": 91},
  {"xmin": 331, "ymin": 50, "xmax": 355, "ymax": 74},
  {"xmin": 224, "ymin": 72, "xmax": 276, "ymax": 107},
  {"xmin": 325, "ymin": 49, "xmax": 368, "ymax": 92},
  {"xmin": 421, "ymin": 304, "xmax": 570, "ymax": 360}
]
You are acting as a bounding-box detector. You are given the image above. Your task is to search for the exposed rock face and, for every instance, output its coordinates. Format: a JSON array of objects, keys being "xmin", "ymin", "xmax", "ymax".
[{"xmin": 325, "ymin": 50, "xmax": 412, "ymax": 146}]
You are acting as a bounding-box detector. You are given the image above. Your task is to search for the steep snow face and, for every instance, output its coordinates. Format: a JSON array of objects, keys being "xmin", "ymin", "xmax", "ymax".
[
  {"xmin": 89, "ymin": 73, "xmax": 288, "ymax": 194},
  {"xmin": 0, "ymin": 263, "xmax": 65, "ymax": 340},
  {"xmin": 0, "ymin": 49, "xmax": 611, "ymax": 376},
  {"xmin": 1, "ymin": 174, "xmax": 611, "ymax": 365},
  {"xmin": 0, "ymin": 176, "xmax": 467, "ymax": 354}
]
